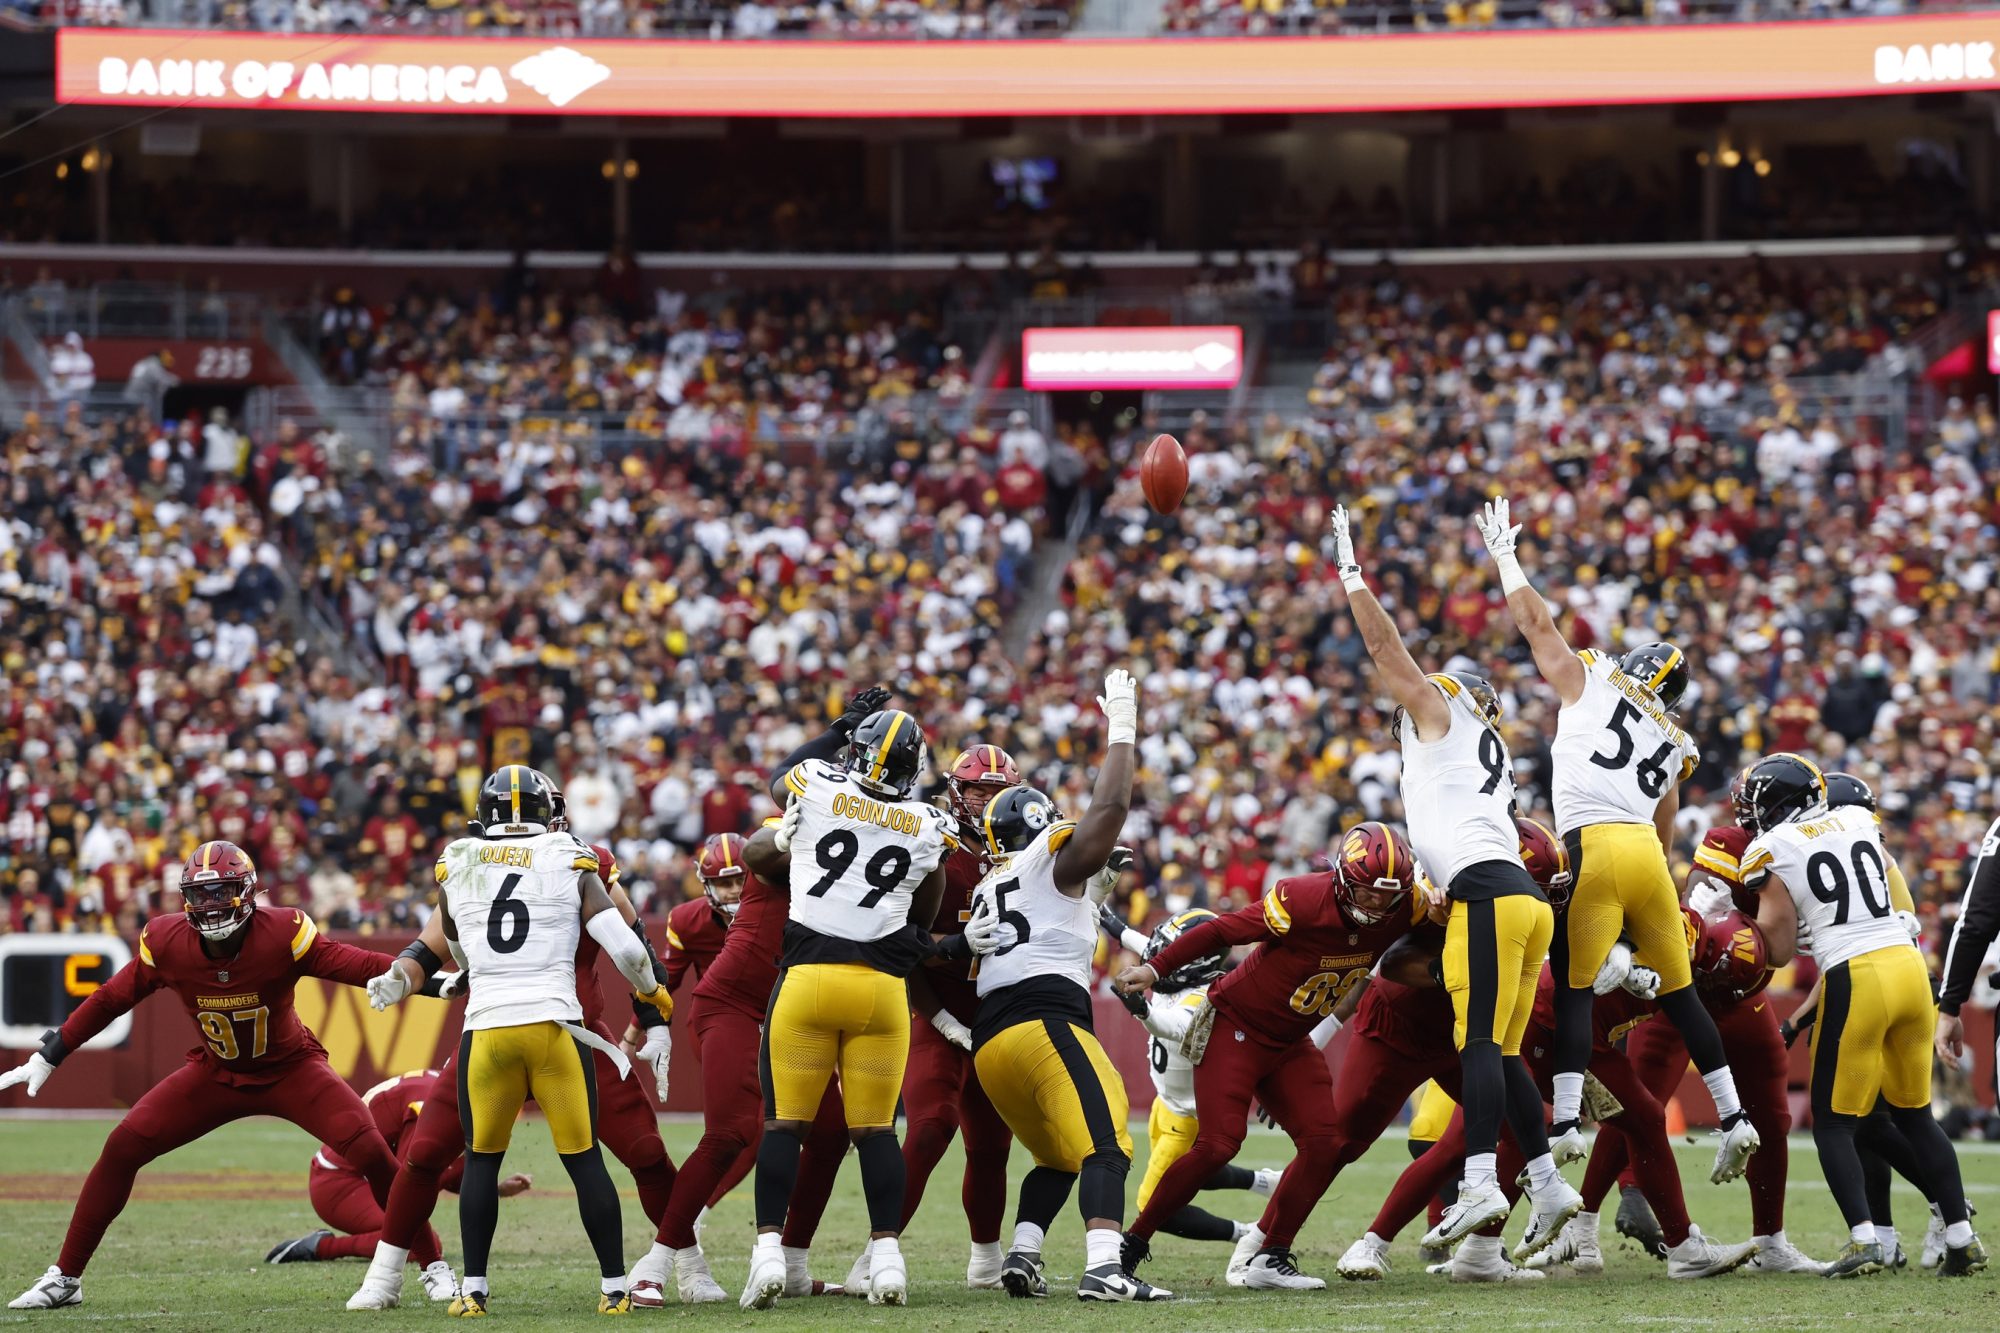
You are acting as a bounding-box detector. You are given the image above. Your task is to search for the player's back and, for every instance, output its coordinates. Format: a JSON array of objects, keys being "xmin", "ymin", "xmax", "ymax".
[
  {"xmin": 971, "ymin": 820, "xmax": 1099, "ymax": 1038},
  {"xmin": 437, "ymin": 831, "xmax": 598, "ymax": 1029},
  {"xmin": 1550, "ymin": 650, "xmax": 1699, "ymax": 834},
  {"xmin": 781, "ymin": 757, "xmax": 953, "ymax": 944},
  {"xmin": 1744, "ymin": 804, "xmax": 1909, "ymax": 970},
  {"xmin": 1398, "ymin": 689, "xmax": 1520, "ymax": 885}
]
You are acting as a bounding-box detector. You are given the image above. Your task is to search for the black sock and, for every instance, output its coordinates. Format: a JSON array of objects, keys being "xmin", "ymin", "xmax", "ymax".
[
  {"xmin": 754, "ymin": 1129, "xmax": 803, "ymax": 1231},
  {"xmin": 459, "ymin": 1150, "xmax": 504, "ymax": 1280},
  {"xmin": 1460, "ymin": 1039, "xmax": 1504, "ymax": 1157},
  {"xmin": 1017, "ymin": 1166, "xmax": 1077, "ymax": 1240},
  {"xmin": 1550, "ymin": 975, "xmax": 1595, "ymax": 1085},
  {"xmin": 559, "ymin": 1144, "xmax": 626, "ymax": 1281},
  {"xmin": 1501, "ymin": 1054, "xmax": 1551, "ymax": 1161},
  {"xmin": 1887, "ymin": 1104, "xmax": 1969, "ymax": 1226},
  {"xmin": 1857, "ymin": 1102, "xmax": 1937, "ymax": 1204},
  {"xmin": 1158, "ymin": 1205, "xmax": 1238, "ymax": 1242},
  {"xmin": 855, "ymin": 1133, "xmax": 906, "ymax": 1235},
  {"xmin": 1859, "ymin": 1138, "xmax": 1894, "ymax": 1229},
  {"xmin": 1078, "ymin": 1148, "xmax": 1130, "ymax": 1224},
  {"xmin": 1202, "ymin": 1163, "xmax": 1255, "ymax": 1193},
  {"xmin": 1813, "ymin": 1111, "xmax": 1871, "ymax": 1230},
  {"xmin": 1656, "ymin": 987, "xmax": 1730, "ymax": 1075}
]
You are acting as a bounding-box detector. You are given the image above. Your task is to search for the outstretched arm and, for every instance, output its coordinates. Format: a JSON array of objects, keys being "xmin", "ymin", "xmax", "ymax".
[
  {"xmin": 1052, "ymin": 669, "xmax": 1138, "ymax": 896},
  {"xmin": 1474, "ymin": 496, "xmax": 1586, "ymax": 705},
  {"xmin": 1332, "ymin": 505, "xmax": 1450, "ymax": 740},
  {"xmin": 1114, "ymin": 901, "xmax": 1273, "ymax": 994}
]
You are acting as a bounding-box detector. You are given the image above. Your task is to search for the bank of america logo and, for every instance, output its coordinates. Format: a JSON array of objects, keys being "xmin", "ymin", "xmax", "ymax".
[{"xmin": 509, "ymin": 47, "xmax": 610, "ymax": 108}]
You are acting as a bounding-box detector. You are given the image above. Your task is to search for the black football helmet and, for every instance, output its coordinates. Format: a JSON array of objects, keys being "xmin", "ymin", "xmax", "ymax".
[
  {"xmin": 476, "ymin": 764, "xmax": 561, "ymax": 836},
  {"xmin": 846, "ymin": 709, "xmax": 928, "ymax": 800},
  {"xmin": 1737, "ymin": 753, "xmax": 1828, "ymax": 835},
  {"xmin": 1147, "ymin": 908, "xmax": 1226, "ymax": 992},
  {"xmin": 1621, "ymin": 642, "xmax": 1689, "ymax": 709},
  {"xmin": 1824, "ymin": 771, "xmax": 1877, "ymax": 814},
  {"xmin": 979, "ymin": 785, "xmax": 1062, "ymax": 856},
  {"xmin": 1392, "ymin": 670, "xmax": 1501, "ymax": 741}
]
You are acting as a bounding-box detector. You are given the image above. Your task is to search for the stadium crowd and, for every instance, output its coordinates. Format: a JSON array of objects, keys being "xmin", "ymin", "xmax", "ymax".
[{"xmin": 1, "ymin": 263, "xmax": 1996, "ymax": 1015}]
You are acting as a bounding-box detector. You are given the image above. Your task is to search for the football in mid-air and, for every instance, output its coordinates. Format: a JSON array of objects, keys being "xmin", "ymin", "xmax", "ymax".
[{"xmin": 1141, "ymin": 433, "xmax": 1188, "ymax": 514}]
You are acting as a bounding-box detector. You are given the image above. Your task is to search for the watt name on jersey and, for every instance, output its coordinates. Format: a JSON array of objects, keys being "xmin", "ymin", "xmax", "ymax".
[
  {"xmin": 1742, "ymin": 803, "xmax": 1909, "ymax": 971},
  {"xmin": 436, "ymin": 830, "xmax": 599, "ymax": 1030},
  {"xmin": 782, "ymin": 758, "xmax": 954, "ymax": 943},
  {"xmin": 1551, "ymin": 650, "xmax": 1699, "ymax": 833}
]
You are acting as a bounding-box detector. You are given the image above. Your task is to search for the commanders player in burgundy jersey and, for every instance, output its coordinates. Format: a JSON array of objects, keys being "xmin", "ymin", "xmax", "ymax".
[
  {"xmin": 1112, "ymin": 822, "xmax": 1430, "ymax": 1289},
  {"xmin": 263, "ymin": 1069, "xmax": 530, "ymax": 1296},
  {"xmin": 342, "ymin": 839, "xmax": 677, "ymax": 1311},
  {"xmin": 4, "ymin": 842, "xmax": 406, "ymax": 1312},
  {"xmin": 629, "ymin": 831, "xmax": 851, "ymax": 1308}
]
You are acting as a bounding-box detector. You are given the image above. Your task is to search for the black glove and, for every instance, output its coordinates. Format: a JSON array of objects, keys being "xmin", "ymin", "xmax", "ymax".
[
  {"xmin": 1097, "ymin": 900, "xmax": 1127, "ymax": 942},
  {"xmin": 934, "ymin": 932, "xmax": 974, "ymax": 964},
  {"xmin": 1779, "ymin": 1019, "xmax": 1800, "ymax": 1049},
  {"xmin": 1255, "ymin": 1102, "xmax": 1277, "ymax": 1130},
  {"xmin": 834, "ymin": 686, "xmax": 892, "ymax": 739},
  {"xmin": 1117, "ymin": 988, "xmax": 1148, "ymax": 1018}
]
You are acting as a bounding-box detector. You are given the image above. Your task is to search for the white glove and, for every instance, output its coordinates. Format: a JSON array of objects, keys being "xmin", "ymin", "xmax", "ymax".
[
  {"xmin": 437, "ymin": 969, "xmax": 469, "ymax": 1000},
  {"xmin": 1085, "ymin": 847, "xmax": 1133, "ymax": 907},
  {"xmin": 773, "ymin": 795, "xmax": 802, "ymax": 855},
  {"xmin": 1896, "ymin": 909, "xmax": 1921, "ymax": 944},
  {"xmin": 367, "ymin": 963, "xmax": 413, "ymax": 1012},
  {"xmin": 0, "ymin": 1053, "xmax": 56, "ymax": 1098},
  {"xmin": 1330, "ymin": 504, "xmax": 1364, "ymax": 591},
  {"xmin": 930, "ymin": 1010, "xmax": 973, "ymax": 1052},
  {"xmin": 1687, "ymin": 881, "xmax": 1735, "ymax": 921},
  {"xmin": 1097, "ymin": 668, "xmax": 1138, "ymax": 747},
  {"xmin": 1475, "ymin": 496, "xmax": 1529, "ymax": 593},
  {"xmin": 1620, "ymin": 965, "xmax": 1662, "ymax": 1000},
  {"xmin": 1592, "ymin": 941, "xmax": 1634, "ymax": 996},
  {"xmin": 963, "ymin": 893, "xmax": 1004, "ymax": 956},
  {"xmin": 637, "ymin": 1026, "xmax": 672, "ymax": 1101}
]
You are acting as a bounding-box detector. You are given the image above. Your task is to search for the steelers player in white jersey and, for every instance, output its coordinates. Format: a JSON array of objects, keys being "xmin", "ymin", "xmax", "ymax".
[
  {"xmin": 1741, "ymin": 754, "xmax": 1987, "ymax": 1278},
  {"xmin": 740, "ymin": 709, "xmax": 955, "ymax": 1310},
  {"xmin": 1471, "ymin": 496, "xmax": 1758, "ymax": 1189},
  {"xmin": 433, "ymin": 765, "xmax": 675, "ymax": 1317},
  {"xmin": 949, "ymin": 669, "xmax": 1169, "ymax": 1302},
  {"xmin": 1331, "ymin": 505, "xmax": 1581, "ymax": 1266}
]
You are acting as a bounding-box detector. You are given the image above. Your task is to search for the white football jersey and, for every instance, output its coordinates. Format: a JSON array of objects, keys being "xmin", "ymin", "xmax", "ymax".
[
  {"xmin": 973, "ymin": 821, "xmax": 1097, "ymax": 998},
  {"xmin": 781, "ymin": 758, "xmax": 954, "ymax": 943},
  {"xmin": 1742, "ymin": 804, "xmax": 1911, "ymax": 971},
  {"xmin": 1551, "ymin": 650, "xmax": 1699, "ymax": 835},
  {"xmin": 1141, "ymin": 987, "xmax": 1209, "ymax": 1118},
  {"xmin": 1399, "ymin": 682, "xmax": 1522, "ymax": 887},
  {"xmin": 437, "ymin": 831, "xmax": 597, "ymax": 1030}
]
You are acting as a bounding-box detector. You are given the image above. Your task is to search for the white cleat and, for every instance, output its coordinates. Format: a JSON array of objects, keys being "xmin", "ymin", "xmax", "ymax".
[
  {"xmin": 1250, "ymin": 1168, "xmax": 1282, "ymax": 1198},
  {"xmin": 9, "ymin": 1268, "xmax": 81, "ymax": 1310},
  {"xmin": 782, "ymin": 1247, "xmax": 820, "ymax": 1299},
  {"xmin": 1666, "ymin": 1224, "xmax": 1759, "ymax": 1279},
  {"xmin": 1242, "ymin": 1250, "xmax": 1325, "ymax": 1290},
  {"xmin": 1921, "ymin": 1206, "xmax": 1948, "ymax": 1270},
  {"xmin": 345, "ymin": 1273, "xmax": 401, "ymax": 1311},
  {"xmin": 1423, "ymin": 1183, "xmax": 1512, "ymax": 1249},
  {"xmin": 677, "ymin": 1248, "xmax": 728, "ymax": 1304},
  {"xmin": 867, "ymin": 1245, "xmax": 907, "ymax": 1306},
  {"xmin": 1336, "ymin": 1233, "xmax": 1391, "ymax": 1281},
  {"xmin": 1745, "ymin": 1237, "xmax": 1828, "ymax": 1276},
  {"xmin": 967, "ymin": 1242, "xmax": 1004, "ymax": 1290},
  {"xmin": 629, "ymin": 1244, "xmax": 673, "ymax": 1309},
  {"xmin": 1451, "ymin": 1239, "xmax": 1545, "ymax": 1283},
  {"xmin": 1227, "ymin": 1225, "xmax": 1265, "ymax": 1287},
  {"xmin": 740, "ymin": 1244, "xmax": 787, "ymax": 1311},
  {"xmin": 1710, "ymin": 1117, "xmax": 1761, "ymax": 1185},
  {"xmin": 1521, "ymin": 1127, "xmax": 1588, "ymax": 1187},
  {"xmin": 1525, "ymin": 1213, "xmax": 1602, "ymax": 1274},
  {"xmin": 1512, "ymin": 1180, "xmax": 1584, "ymax": 1264},
  {"xmin": 420, "ymin": 1261, "xmax": 458, "ymax": 1302},
  {"xmin": 843, "ymin": 1246, "xmax": 871, "ymax": 1299}
]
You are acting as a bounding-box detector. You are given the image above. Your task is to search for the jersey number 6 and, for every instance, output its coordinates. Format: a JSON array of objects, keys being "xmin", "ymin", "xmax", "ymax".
[{"xmin": 488, "ymin": 872, "xmax": 530, "ymax": 954}]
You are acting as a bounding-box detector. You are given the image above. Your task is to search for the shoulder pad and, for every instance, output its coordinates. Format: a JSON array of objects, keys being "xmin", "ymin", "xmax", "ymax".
[{"xmin": 1045, "ymin": 819, "xmax": 1078, "ymax": 852}]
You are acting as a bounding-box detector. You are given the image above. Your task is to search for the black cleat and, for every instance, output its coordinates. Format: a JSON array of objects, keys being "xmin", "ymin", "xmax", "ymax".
[
  {"xmin": 265, "ymin": 1230, "xmax": 333, "ymax": 1263},
  {"xmin": 1000, "ymin": 1251, "xmax": 1048, "ymax": 1299},
  {"xmin": 1119, "ymin": 1231, "xmax": 1151, "ymax": 1275},
  {"xmin": 1077, "ymin": 1263, "xmax": 1172, "ymax": 1302},
  {"xmin": 1615, "ymin": 1185, "xmax": 1666, "ymax": 1260},
  {"xmin": 1938, "ymin": 1237, "xmax": 1988, "ymax": 1277},
  {"xmin": 1824, "ymin": 1240, "xmax": 1885, "ymax": 1278}
]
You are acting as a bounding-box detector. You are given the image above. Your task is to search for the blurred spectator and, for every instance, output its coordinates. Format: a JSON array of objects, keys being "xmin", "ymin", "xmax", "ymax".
[{"xmin": 47, "ymin": 332, "xmax": 94, "ymax": 402}]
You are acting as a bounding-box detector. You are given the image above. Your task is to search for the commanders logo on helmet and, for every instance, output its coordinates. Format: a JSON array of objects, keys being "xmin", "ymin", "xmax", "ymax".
[
  {"xmin": 1737, "ymin": 753, "xmax": 1827, "ymax": 834},
  {"xmin": 946, "ymin": 745, "xmax": 1021, "ymax": 827},
  {"xmin": 1147, "ymin": 908, "xmax": 1227, "ymax": 992},
  {"xmin": 1331, "ymin": 821, "xmax": 1420, "ymax": 926},
  {"xmin": 1393, "ymin": 671, "xmax": 1502, "ymax": 741},
  {"xmin": 847, "ymin": 710, "xmax": 929, "ymax": 801},
  {"xmin": 1691, "ymin": 908, "xmax": 1773, "ymax": 1001},
  {"xmin": 181, "ymin": 840, "xmax": 259, "ymax": 940},
  {"xmin": 476, "ymin": 765, "xmax": 562, "ymax": 836},
  {"xmin": 980, "ymin": 785, "xmax": 1060, "ymax": 856},
  {"xmin": 1620, "ymin": 642, "xmax": 1689, "ymax": 709},
  {"xmin": 1516, "ymin": 816, "xmax": 1573, "ymax": 909},
  {"xmin": 697, "ymin": 832, "xmax": 749, "ymax": 917}
]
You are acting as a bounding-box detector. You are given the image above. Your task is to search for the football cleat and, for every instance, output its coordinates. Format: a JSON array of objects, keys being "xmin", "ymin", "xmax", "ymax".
[
  {"xmin": 843, "ymin": 1246, "xmax": 871, "ymax": 1299},
  {"xmin": 740, "ymin": 1245, "xmax": 787, "ymax": 1310},
  {"xmin": 1823, "ymin": 1240, "xmax": 1885, "ymax": 1278},
  {"xmin": 629, "ymin": 1280, "xmax": 667, "ymax": 1310},
  {"xmin": 866, "ymin": 1245, "xmax": 907, "ymax": 1306},
  {"xmin": 346, "ymin": 1271, "xmax": 403, "ymax": 1311},
  {"xmin": 1745, "ymin": 1238, "xmax": 1827, "ymax": 1275},
  {"xmin": 967, "ymin": 1242, "xmax": 1004, "ymax": 1290},
  {"xmin": 1710, "ymin": 1116, "xmax": 1762, "ymax": 1184},
  {"xmin": 1227, "ymin": 1225, "xmax": 1264, "ymax": 1286},
  {"xmin": 628, "ymin": 1244, "xmax": 671, "ymax": 1303},
  {"xmin": 1615, "ymin": 1184, "xmax": 1667, "ymax": 1259},
  {"xmin": 1938, "ymin": 1237, "xmax": 1988, "ymax": 1277},
  {"xmin": 1451, "ymin": 1241, "xmax": 1545, "ymax": 1283},
  {"xmin": 783, "ymin": 1247, "xmax": 824, "ymax": 1299},
  {"xmin": 1666, "ymin": 1225, "xmax": 1758, "ymax": 1279},
  {"xmin": 264, "ymin": 1230, "xmax": 332, "ymax": 1263},
  {"xmin": 676, "ymin": 1249, "xmax": 728, "ymax": 1304},
  {"xmin": 447, "ymin": 1290, "xmax": 489, "ymax": 1317},
  {"xmin": 597, "ymin": 1291, "xmax": 630, "ymax": 1315},
  {"xmin": 1525, "ymin": 1213, "xmax": 1602, "ymax": 1274},
  {"xmin": 8, "ymin": 1268, "xmax": 81, "ymax": 1310},
  {"xmin": 1243, "ymin": 1250, "xmax": 1325, "ymax": 1291},
  {"xmin": 1921, "ymin": 1206, "xmax": 1948, "ymax": 1269},
  {"xmin": 1076, "ymin": 1263, "xmax": 1171, "ymax": 1302},
  {"xmin": 1886, "ymin": 1242, "xmax": 1909, "ymax": 1271},
  {"xmin": 1512, "ymin": 1180, "xmax": 1584, "ymax": 1264},
  {"xmin": 1250, "ymin": 1168, "xmax": 1282, "ymax": 1198},
  {"xmin": 1549, "ymin": 1124, "xmax": 1588, "ymax": 1168},
  {"xmin": 1000, "ymin": 1251, "xmax": 1047, "ymax": 1299},
  {"xmin": 1423, "ymin": 1183, "xmax": 1512, "ymax": 1249},
  {"xmin": 1118, "ymin": 1230, "xmax": 1152, "ymax": 1276},
  {"xmin": 422, "ymin": 1262, "xmax": 459, "ymax": 1301},
  {"xmin": 1336, "ymin": 1233, "xmax": 1391, "ymax": 1281}
]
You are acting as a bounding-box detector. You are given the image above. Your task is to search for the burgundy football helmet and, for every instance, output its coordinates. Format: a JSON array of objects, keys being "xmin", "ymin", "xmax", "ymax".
[
  {"xmin": 945, "ymin": 745, "xmax": 1021, "ymax": 827},
  {"xmin": 696, "ymin": 832, "xmax": 748, "ymax": 916},
  {"xmin": 181, "ymin": 840, "xmax": 258, "ymax": 940},
  {"xmin": 1332, "ymin": 821, "xmax": 1420, "ymax": 926},
  {"xmin": 1516, "ymin": 816, "xmax": 1574, "ymax": 910}
]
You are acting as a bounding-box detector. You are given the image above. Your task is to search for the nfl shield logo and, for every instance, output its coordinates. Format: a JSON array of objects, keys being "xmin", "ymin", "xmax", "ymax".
[
  {"xmin": 216, "ymin": 971, "xmax": 230, "ymax": 983},
  {"xmin": 1348, "ymin": 934, "xmax": 1359, "ymax": 946}
]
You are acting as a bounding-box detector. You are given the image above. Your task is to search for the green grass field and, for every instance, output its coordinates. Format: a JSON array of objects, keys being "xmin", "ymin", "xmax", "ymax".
[{"xmin": 1, "ymin": 1114, "xmax": 1994, "ymax": 1329}]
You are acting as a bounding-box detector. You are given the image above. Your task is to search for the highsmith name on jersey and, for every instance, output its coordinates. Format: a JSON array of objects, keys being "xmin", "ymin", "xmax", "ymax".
[
  {"xmin": 1398, "ymin": 681, "xmax": 1521, "ymax": 887},
  {"xmin": 782, "ymin": 758, "xmax": 954, "ymax": 942},
  {"xmin": 436, "ymin": 830, "xmax": 599, "ymax": 1030},
  {"xmin": 1742, "ymin": 803, "xmax": 1910, "ymax": 971},
  {"xmin": 1551, "ymin": 650, "xmax": 1700, "ymax": 834}
]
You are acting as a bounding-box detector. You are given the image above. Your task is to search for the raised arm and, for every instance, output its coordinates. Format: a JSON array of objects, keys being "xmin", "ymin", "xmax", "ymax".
[
  {"xmin": 766, "ymin": 685, "xmax": 890, "ymax": 805},
  {"xmin": 1052, "ymin": 669, "xmax": 1138, "ymax": 896},
  {"xmin": 1474, "ymin": 496, "xmax": 1586, "ymax": 705},
  {"xmin": 1332, "ymin": 504, "xmax": 1449, "ymax": 740}
]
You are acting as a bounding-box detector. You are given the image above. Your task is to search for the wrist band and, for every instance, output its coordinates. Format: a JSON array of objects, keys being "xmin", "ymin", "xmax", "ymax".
[
  {"xmin": 1493, "ymin": 550, "xmax": 1529, "ymax": 596},
  {"xmin": 1340, "ymin": 566, "xmax": 1367, "ymax": 593}
]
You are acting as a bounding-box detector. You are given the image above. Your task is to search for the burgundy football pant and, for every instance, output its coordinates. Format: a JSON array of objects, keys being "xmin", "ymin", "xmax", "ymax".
[
  {"xmin": 1129, "ymin": 1010, "xmax": 1339, "ymax": 1250},
  {"xmin": 58, "ymin": 1056, "xmax": 397, "ymax": 1277},
  {"xmin": 898, "ymin": 1013, "xmax": 1013, "ymax": 1242},
  {"xmin": 380, "ymin": 1023, "xmax": 674, "ymax": 1253},
  {"xmin": 655, "ymin": 1001, "xmax": 849, "ymax": 1251},
  {"xmin": 1586, "ymin": 998, "xmax": 1790, "ymax": 1236},
  {"xmin": 311, "ymin": 1158, "xmax": 444, "ymax": 1266}
]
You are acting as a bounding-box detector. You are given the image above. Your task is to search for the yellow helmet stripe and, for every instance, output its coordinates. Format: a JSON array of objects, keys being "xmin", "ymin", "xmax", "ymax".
[
  {"xmin": 985, "ymin": 744, "xmax": 998, "ymax": 772},
  {"xmin": 720, "ymin": 838, "xmax": 734, "ymax": 871},
  {"xmin": 200, "ymin": 842, "xmax": 215, "ymax": 871},
  {"xmin": 1647, "ymin": 646, "xmax": 1683, "ymax": 692},
  {"xmin": 1427, "ymin": 673, "xmax": 1462, "ymax": 698},
  {"xmin": 509, "ymin": 765, "xmax": 521, "ymax": 823},
  {"xmin": 983, "ymin": 792, "xmax": 1000, "ymax": 855},
  {"xmin": 870, "ymin": 712, "xmax": 908, "ymax": 786},
  {"xmin": 1382, "ymin": 830, "xmax": 1395, "ymax": 883}
]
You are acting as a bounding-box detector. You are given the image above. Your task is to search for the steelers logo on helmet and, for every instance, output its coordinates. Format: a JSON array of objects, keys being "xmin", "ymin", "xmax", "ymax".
[
  {"xmin": 979, "ymin": 784, "xmax": 1062, "ymax": 857},
  {"xmin": 180, "ymin": 840, "xmax": 259, "ymax": 940},
  {"xmin": 1738, "ymin": 752, "xmax": 1828, "ymax": 835},
  {"xmin": 845, "ymin": 709, "xmax": 929, "ymax": 800},
  {"xmin": 1147, "ymin": 908, "xmax": 1227, "ymax": 992}
]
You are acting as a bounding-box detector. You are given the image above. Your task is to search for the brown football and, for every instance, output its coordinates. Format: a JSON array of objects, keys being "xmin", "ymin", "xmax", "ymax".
[{"xmin": 1140, "ymin": 433, "xmax": 1188, "ymax": 514}]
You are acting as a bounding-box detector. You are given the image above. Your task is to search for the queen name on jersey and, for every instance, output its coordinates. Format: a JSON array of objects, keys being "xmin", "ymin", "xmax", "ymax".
[{"xmin": 436, "ymin": 830, "xmax": 602, "ymax": 1028}]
